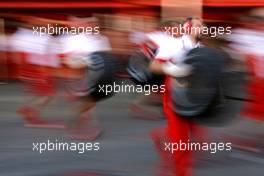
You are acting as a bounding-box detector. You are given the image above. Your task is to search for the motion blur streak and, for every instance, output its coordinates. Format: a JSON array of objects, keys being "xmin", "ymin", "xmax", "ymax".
[{"xmin": 0, "ymin": 1, "xmax": 263, "ymax": 176}]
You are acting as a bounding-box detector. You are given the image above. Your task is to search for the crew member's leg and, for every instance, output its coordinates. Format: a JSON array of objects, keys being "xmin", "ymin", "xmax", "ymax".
[{"xmin": 163, "ymin": 78, "xmax": 193, "ymax": 176}]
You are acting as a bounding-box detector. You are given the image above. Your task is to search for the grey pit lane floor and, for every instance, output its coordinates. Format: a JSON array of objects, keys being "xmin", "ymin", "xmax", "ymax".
[{"xmin": 0, "ymin": 82, "xmax": 263, "ymax": 176}]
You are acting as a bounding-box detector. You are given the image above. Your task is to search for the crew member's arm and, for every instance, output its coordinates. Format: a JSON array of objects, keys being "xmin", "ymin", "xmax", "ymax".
[
  {"xmin": 149, "ymin": 60, "xmax": 191, "ymax": 77},
  {"xmin": 64, "ymin": 55, "xmax": 92, "ymax": 69},
  {"xmin": 149, "ymin": 46, "xmax": 192, "ymax": 77},
  {"xmin": 149, "ymin": 60, "xmax": 165, "ymax": 74}
]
